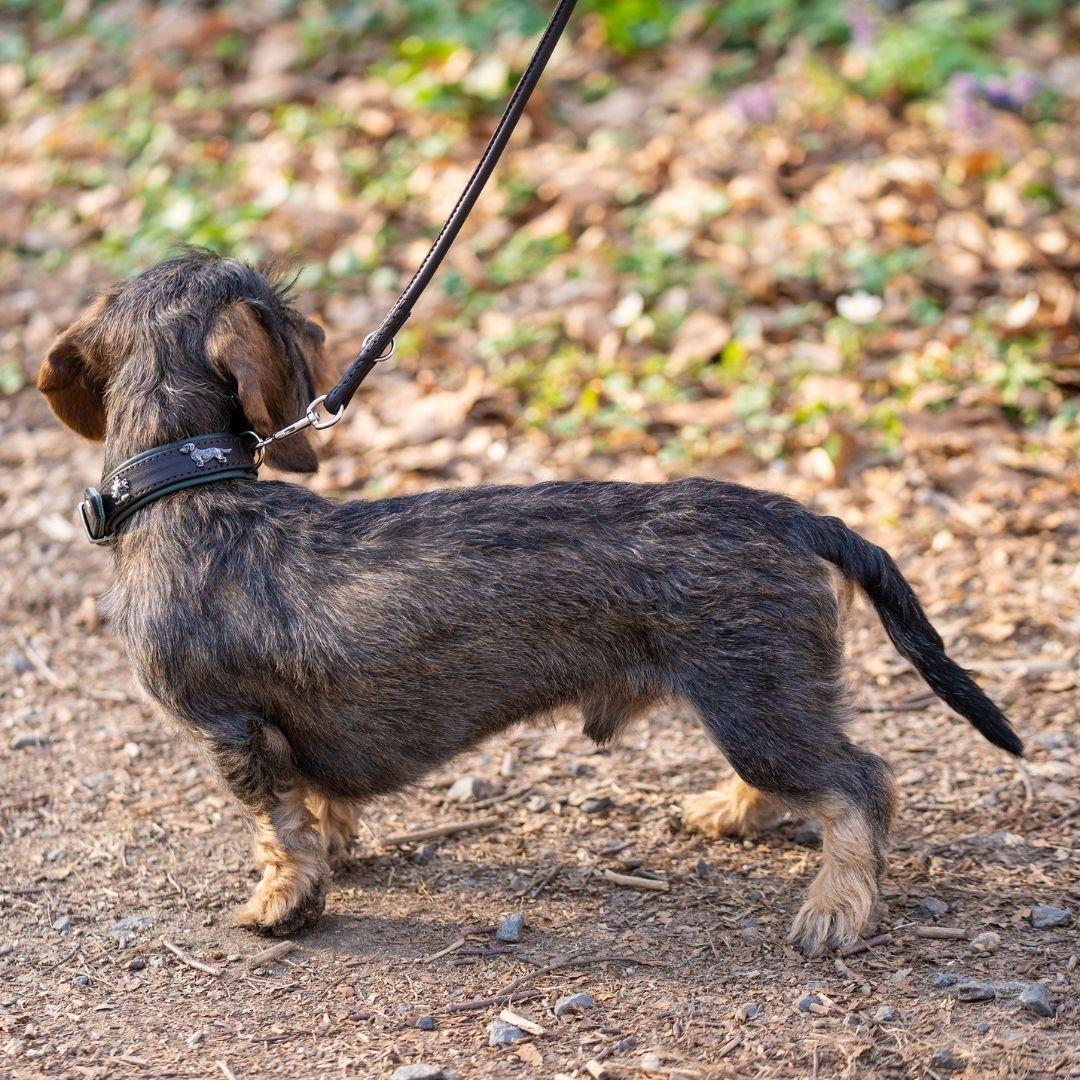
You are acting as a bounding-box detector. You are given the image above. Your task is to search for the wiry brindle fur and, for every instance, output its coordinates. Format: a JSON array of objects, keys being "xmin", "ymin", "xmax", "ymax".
[{"xmin": 40, "ymin": 252, "xmax": 1023, "ymax": 956}]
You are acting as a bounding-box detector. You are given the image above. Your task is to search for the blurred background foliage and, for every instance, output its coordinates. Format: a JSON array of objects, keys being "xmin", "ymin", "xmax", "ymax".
[{"xmin": 2, "ymin": 0, "xmax": 1078, "ymax": 476}]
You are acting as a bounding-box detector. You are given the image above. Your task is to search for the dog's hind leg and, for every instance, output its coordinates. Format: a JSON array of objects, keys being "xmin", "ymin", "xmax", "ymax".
[
  {"xmin": 307, "ymin": 793, "xmax": 361, "ymax": 870},
  {"xmin": 207, "ymin": 722, "xmax": 330, "ymax": 936},
  {"xmin": 685, "ymin": 684, "xmax": 895, "ymax": 957}
]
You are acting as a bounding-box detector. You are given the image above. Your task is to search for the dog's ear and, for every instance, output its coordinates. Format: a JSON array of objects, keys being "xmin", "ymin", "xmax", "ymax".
[
  {"xmin": 38, "ymin": 325, "xmax": 107, "ymax": 441},
  {"xmin": 207, "ymin": 303, "xmax": 318, "ymax": 474}
]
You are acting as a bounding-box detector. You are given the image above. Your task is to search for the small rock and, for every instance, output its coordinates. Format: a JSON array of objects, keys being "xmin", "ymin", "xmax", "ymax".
[
  {"xmin": 0, "ymin": 944, "xmax": 12, "ymax": 957},
  {"xmin": 976, "ymin": 1021, "xmax": 990, "ymax": 1034},
  {"xmin": 526, "ymin": 794, "xmax": 549, "ymax": 813},
  {"xmin": 5, "ymin": 651, "xmax": 30, "ymax": 675},
  {"xmin": 554, "ymin": 992, "xmax": 594, "ymax": 1017},
  {"xmin": 930, "ymin": 1048, "xmax": 965, "ymax": 1073},
  {"xmin": 933, "ymin": 973, "xmax": 960, "ymax": 988},
  {"xmin": 957, "ymin": 982, "xmax": 997, "ymax": 1002},
  {"xmin": 409, "ymin": 844, "xmax": 436, "ymax": 866},
  {"xmin": 640, "ymin": 1053, "xmax": 663, "ymax": 1071},
  {"xmin": 970, "ymin": 931, "xmax": 1001, "ymax": 954},
  {"xmin": 843, "ymin": 1013, "xmax": 863, "ymax": 1029},
  {"xmin": 127, "ymin": 957, "xmax": 146, "ymax": 972},
  {"xmin": 793, "ymin": 823, "xmax": 820, "ymax": 846},
  {"xmin": 488, "ymin": 1018, "xmax": 527, "ymax": 1046},
  {"xmin": 747, "ymin": 888, "xmax": 763, "ymax": 902},
  {"xmin": 1030, "ymin": 905, "xmax": 1072, "ymax": 929},
  {"xmin": 1035, "ymin": 731, "xmax": 1070, "ymax": 750},
  {"xmin": 797, "ymin": 995, "xmax": 821, "ymax": 1013},
  {"xmin": 390, "ymin": 1065, "xmax": 445, "ymax": 1080},
  {"xmin": 416, "ymin": 1015, "xmax": 436, "ymax": 1031},
  {"xmin": 1020, "ymin": 982, "xmax": 1055, "ymax": 1018},
  {"xmin": 874, "ymin": 1005, "xmax": 899, "ymax": 1023},
  {"xmin": 10, "ymin": 734, "xmax": 49, "ymax": 750},
  {"xmin": 920, "ymin": 896, "xmax": 949, "ymax": 918},
  {"xmin": 71, "ymin": 975, "xmax": 89, "ymax": 987},
  {"xmin": 495, "ymin": 913, "xmax": 524, "ymax": 944},
  {"xmin": 447, "ymin": 776, "xmax": 492, "ymax": 803},
  {"xmin": 108, "ymin": 915, "xmax": 153, "ymax": 937},
  {"xmin": 582, "ymin": 796, "xmax": 613, "ymax": 815},
  {"xmin": 52, "ymin": 916, "xmax": 70, "ymax": 933},
  {"xmin": 616, "ymin": 1038, "xmax": 634, "ymax": 1051},
  {"xmin": 742, "ymin": 1002, "xmax": 765, "ymax": 1023}
]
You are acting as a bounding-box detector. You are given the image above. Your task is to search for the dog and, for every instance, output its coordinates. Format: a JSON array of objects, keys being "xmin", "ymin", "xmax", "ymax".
[{"xmin": 38, "ymin": 251, "xmax": 1022, "ymax": 956}]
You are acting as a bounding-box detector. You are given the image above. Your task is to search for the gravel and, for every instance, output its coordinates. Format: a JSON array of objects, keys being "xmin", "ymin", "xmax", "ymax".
[
  {"xmin": 920, "ymin": 896, "xmax": 949, "ymax": 918},
  {"xmin": 390, "ymin": 1065, "xmax": 445, "ymax": 1080},
  {"xmin": 970, "ymin": 931, "xmax": 1001, "ymax": 954},
  {"xmin": 416, "ymin": 1015, "xmax": 437, "ymax": 1031},
  {"xmin": 488, "ymin": 1018, "xmax": 528, "ymax": 1046},
  {"xmin": 956, "ymin": 982, "xmax": 997, "ymax": 1002},
  {"xmin": 797, "ymin": 995, "xmax": 821, "ymax": 1013},
  {"xmin": 873, "ymin": 1005, "xmax": 899, "ymax": 1023},
  {"xmin": 495, "ymin": 913, "xmax": 524, "ymax": 944},
  {"xmin": 1020, "ymin": 983, "xmax": 1055, "ymax": 1018},
  {"xmin": 446, "ymin": 776, "xmax": 492, "ymax": 802},
  {"xmin": 1030, "ymin": 905, "xmax": 1072, "ymax": 929},
  {"xmin": 933, "ymin": 973, "xmax": 960, "ymax": 988},
  {"xmin": 929, "ymin": 1048, "xmax": 965, "ymax": 1073},
  {"xmin": 581, "ymin": 796, "xmax": 613, "ymax": 814},
  {"xmin": 409, "ymin": 844, "xmax": 436, "ymax": 866},
  {"xmin": 10, "ymin": 733, "xmax": 50, "ymax": 750},
  {"xmin": 554, "ymin": 992, "xmax": 595, "ymax": 1017}
]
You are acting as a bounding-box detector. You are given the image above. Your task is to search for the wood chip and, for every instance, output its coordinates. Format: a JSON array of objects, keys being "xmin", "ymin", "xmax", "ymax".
[
  {"xmin": 601, "ymin": 868, "xmax": 670, "ymax": 891},
  {"xmin": 380, "ymin": 816, "xmax": 500, "ymax": 846},
  {"xmin": 499, "ymin": 1008, "xmax": 546, "ymax": 1036}
]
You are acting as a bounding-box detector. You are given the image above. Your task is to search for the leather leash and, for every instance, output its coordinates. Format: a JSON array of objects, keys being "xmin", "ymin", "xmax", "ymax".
[{"xmin": 255, "ymin": 0, "xmax": 579, "ymax": 459}]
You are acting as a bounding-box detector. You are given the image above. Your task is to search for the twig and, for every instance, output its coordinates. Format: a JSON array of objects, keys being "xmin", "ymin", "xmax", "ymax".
[
  {"xmin": 496, "ymin": 950, "xmax": 663, "ymax": 998},
  {"xmin": 600, "ymin": 868, "xmax": 670, "ymax": 892},
  {"xmin": 161, "ymin": 936, "xmax": 222, "ymax": 977},
  {"xmin": 381, "ymin": 816, "xmax": 500, "ymax": 846},
  {"xmin": 246, "ymin": 940, "xmax": 297, "ymax": 969},
  {"xmin": 15, "ymin": 632, "xmax": 63, "ymax": 688},
  {"xmin": 718, "ymin": 1034, "xmax": 741, "ymax": 1058},
  {"xmin": 444, "ymin": 990, "xmax": 540, "ymax": 1013},
  {"xmin": 467, "ymin": 783, "xmax": 534, "ymax": 810},
  {"xmin": 1013, "ymin": 758, "xmax": 1035, "ymax": 809},
  {"xmin": 834, "ymin": 956, "xmax": 857, "ymax": 981},
  {"xmin": 915, "ymin": 926, "xmax": 969, "ymax": 940},
  {"xmin": 500, "ymin": 1008, "xmax": 546, "ymax": 1035},
  {"xmin": 216, "ymin": 1062, "xmax": 238, "ymax": 1080},
  {"xmin": 836, "ymin": 932, "xmax": 891, "ymax": 957},
  {"xmin": 417, "ymin": 937, "xmax": 466, "ymax": 964},
  {"xmin": 0, "ymin": 792, "xmax": 51, "ymax": 813}
]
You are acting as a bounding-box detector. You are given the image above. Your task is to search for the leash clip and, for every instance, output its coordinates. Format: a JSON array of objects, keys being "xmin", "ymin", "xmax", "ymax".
[{"xmin": 252, "ymin": 394, "xmax": 346, "ymax": 455}]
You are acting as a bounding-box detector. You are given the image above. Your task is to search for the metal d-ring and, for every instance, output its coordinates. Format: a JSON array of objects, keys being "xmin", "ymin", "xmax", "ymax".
[
  {"xmin": 362, "ymin": 331, "xmax": 396, "ymax": 364},
  {"xmin": 304, "ymin": 394, "xmax": 346, "ymax": 430}
]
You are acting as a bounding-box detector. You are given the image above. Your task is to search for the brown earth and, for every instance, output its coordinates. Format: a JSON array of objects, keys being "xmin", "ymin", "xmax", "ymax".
[{"xmin": 2, "ymin": 378, "xmax": 1077, "ymax": 1080}]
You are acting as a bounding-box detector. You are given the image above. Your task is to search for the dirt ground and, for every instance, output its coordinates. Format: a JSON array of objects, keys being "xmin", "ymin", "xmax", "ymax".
[{"xmin": 2, "ymin": 377, "xmax": 1077, "ymax": 1080}]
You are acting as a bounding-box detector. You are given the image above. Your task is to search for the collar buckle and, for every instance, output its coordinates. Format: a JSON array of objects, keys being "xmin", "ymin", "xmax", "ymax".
[{"xmin": 79, "ymin": 488, "xmax": 112, "ymax": 546}]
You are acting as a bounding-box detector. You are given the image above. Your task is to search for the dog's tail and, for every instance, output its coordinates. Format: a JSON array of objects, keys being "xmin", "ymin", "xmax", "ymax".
[{"xmin": 794, "ymin": 510, "xmax": 1023, "ymax": 756}]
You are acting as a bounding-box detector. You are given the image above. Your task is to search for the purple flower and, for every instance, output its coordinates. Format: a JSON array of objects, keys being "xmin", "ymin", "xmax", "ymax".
[
  {"xmin": 728, "ymin": 83, "xmax": 776, "ymax": 125},
  {"xmin": 846, "ymin": 0, "xmax": 875, "ymax": 52}
]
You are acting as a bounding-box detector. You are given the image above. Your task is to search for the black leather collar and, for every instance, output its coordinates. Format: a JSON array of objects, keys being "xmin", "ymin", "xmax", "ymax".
[{"xmin": 80, "ymin": 433, "xmax": 259, "ymax": 544}]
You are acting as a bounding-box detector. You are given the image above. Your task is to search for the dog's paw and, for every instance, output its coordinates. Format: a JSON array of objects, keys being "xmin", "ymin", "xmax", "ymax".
[
  {"xmin": 234, "ymin": 862, "xmax": 328, "ymax": 936},
  {"xmin": 681, "ymin": 779, "xmax": 782, "ymax": 839},
  {"xmin": 787, "ymin": 896, "xmax": 871, "ymax": 958}
]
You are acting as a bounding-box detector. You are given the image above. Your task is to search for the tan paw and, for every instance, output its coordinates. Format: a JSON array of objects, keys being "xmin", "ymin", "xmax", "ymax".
[
  {"xmin": 682, "ymin": 778, "xmax": 783, "ymax": 838},
  {"xmin": 234, "ymin": 861, "xmax": 328, "ymax": 937},
  {"xmin": 787, "ymin": 892, "xmax": 874, "ymax": 958}
]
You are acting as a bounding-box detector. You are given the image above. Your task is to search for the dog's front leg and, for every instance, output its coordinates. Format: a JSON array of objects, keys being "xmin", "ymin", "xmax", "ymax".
[{"xmin": 207, "ymin": 721, "xmax": 330, "ymax": 936}]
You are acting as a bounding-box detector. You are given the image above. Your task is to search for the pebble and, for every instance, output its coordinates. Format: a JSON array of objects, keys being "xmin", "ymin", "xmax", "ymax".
[
  {"xmin": 976, "ymin": 1022, "xmax": 990, "ymax": 1034},
  {"xmin": 793, "ymin": 823, "xmax": 820, "ymax": 846},
  {"xmin": 1035, "ymin": 731, "xmax": 1071, "ymax": 750},
  {"xmin": 742, "ymin": 1002, "xmax": 765, "ymax": 1023},
  {"xmin": 409, "ymin": 844, "xmax": 436, "ymax": 866},
  {"xmin": 108, "ymin": 915, "xmax": 153, "ymax": 937},
  {"xmin": 970, "ymin": 931, "xmax": 1001, "ymax": 954},
  {"xmin": 10, "ymin": 733, "xmax": 50, "ymax": 750},
  {"xmin": 797, "ymin": 995, "xmax": 821, "ymax": 1013},
  {"xmin": 1030, "ymin": 904, "xmax": 1072, "ymax": 929},
  {"xmin": 929, "ymin": 1048, "xmax": 965, "ymax": 1073},
  {"xmin": 641, "ymin": 1053, "xmax": 663, "ymax": 1071},
  {"xmin": 51, "ymin": 916, "xmax": 69, "ymax": 933},
  {"xmin": 446, "ymin": 776, "xmax": 491, "ymax": 803},
  {"xmin": 495, "ymin": 913, "xmax": 524, "ymax": 944},
  {"xmin": 0, "ymin": 944, "xmax": 12, "ymax": 957},
  {"xmin": 874, "ymin": 1005, "xmax": 899, "ymax": 1023},
  {"xmin": 920, "ymin": 896, "xmax": 949, "ymax": 918},
  {"xmin": 554, "ymin": 992, "xmax": 594, "ymax": 1017},
  {"xmin": 933, "ymin": 973, "xmax": 959, "ymax": 988},
  {"xmin": 390, "ymin": 1065, "xmax": 445, "ymax": 1080},
  {"xmin": 843, "ymin": 1013, "xmax": 863, "ymax": 1029},
  {"xmin": 5, "ymin": 651, "xmax": 30, "ymax": 675},
  {"xmin": 581, "ymin": 796, "xmax": 613, "ymax": 815},
  {"xmin": 526, "ymin": 794, "xmax": 549, "ymax": 813},
  {"xmin": 1020, "ymin": 982, "xmax": 1055, "ymax": 1018},
  {"xmin": 127, "ymin": 957, "xmax": 146, "ymax": 972},
  {"xmin": 488, "ymin": 1018, "xmax": 527, "ymax": 1046},
  {"xmin": 71, "ymin": 975, "xmax": 89, "ymax": 987},
  {"xmin": 416, "ymin": 1015, "xmax": 436, "ymax": 1031},
  {"xmin": 957, "ymin": 982, "xmax": 997, "ymax": 1002}
]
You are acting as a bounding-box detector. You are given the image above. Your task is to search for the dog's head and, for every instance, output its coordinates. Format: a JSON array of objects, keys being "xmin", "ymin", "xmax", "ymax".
[{"xmin": 38, "ymin": 251, "xmax": 329, "ymax": 473}]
